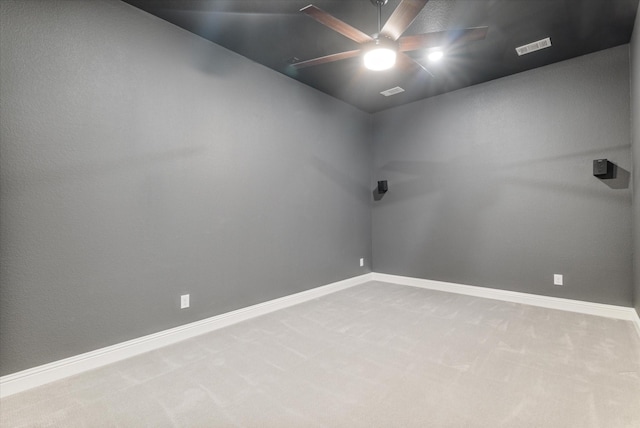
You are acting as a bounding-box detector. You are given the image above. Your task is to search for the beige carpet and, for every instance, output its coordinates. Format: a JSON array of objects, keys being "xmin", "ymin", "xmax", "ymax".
[{"xmin": 2, "ymin": 281, "xmax": 640, "ymax": 427}]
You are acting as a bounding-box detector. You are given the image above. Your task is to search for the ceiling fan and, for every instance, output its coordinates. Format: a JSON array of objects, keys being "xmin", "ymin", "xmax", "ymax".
[{"xmin": 292, "ymin": 0, "xmax": 488, "ymax": 72}]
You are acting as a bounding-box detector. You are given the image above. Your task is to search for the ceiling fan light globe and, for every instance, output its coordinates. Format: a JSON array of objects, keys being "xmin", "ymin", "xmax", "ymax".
[
  {"xmin": 364, "ymin": 48, "xmax": 397, "ymax": 71},
  {"xmin": 428, "ymin": 50, "xmax": 444, "ymax": 62}
]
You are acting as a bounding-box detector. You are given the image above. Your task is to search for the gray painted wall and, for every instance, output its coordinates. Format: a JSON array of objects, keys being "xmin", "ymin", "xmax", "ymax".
[
  {"xmin": 372, "ymin": 46, "xmax": 634, "ymax": 306},
  {"xmin": 1, "ymin": 0, "xmax": 636, "ymax": 378},
  {"xmin": 632, "ymin": 8, "xmax": 640, "ymax": 317},
  {"xmin": 0, "ymin": 0, "xmax": 372, "ymax": 375}
]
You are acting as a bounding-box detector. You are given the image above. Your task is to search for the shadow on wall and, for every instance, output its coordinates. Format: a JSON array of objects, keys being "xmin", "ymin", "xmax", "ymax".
[
  {"xmin": 373, "ymin": 188, "xmax": 385, "ymax": 201},
  {"xmin": 375, "ymin": 159, "xmax": 442, "ymax": 204},
  {"xmin": 310, "ymin": 155, "xmax": 370, "ymax": 205},
  {"xmin": 599, "ymin": 163, "xmax": 631, "ymax": 190},
  {"xmin": 2, "ymin": 146, "xmax": 206, "ymax": 191},
  {"xmin": 374, "ymin": 158, "xmax": 502, "ymax": 207},
  {"xmin": 374, "ymin": 145, "xmax": 631, "ymax": 205},
  {"xmin": 191, "ymin": 48, "xmax": 239, "ymax": 76}
]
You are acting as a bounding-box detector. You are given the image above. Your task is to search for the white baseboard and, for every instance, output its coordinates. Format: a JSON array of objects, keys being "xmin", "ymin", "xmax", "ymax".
[
  {"xmin": 632, "ymin": 311, "xmax": 640, "ymax": 338},
  {"xmin": 372, "ymin": 273, "xmax": 640, "ymax": 325},
  {"xmin": 3, "ymin": 272, "xmax": 638, "ymax": 398},
  {"xmin": 0, "ymin": 273, "xmax": 373, "ymax": 398}
]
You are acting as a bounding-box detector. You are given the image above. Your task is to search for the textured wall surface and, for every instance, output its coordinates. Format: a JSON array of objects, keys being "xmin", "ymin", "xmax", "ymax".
[
  {"xmin": 1, "ymin": 0, "xmax": 636, "ymax": 378},
  {"xmin": 372, "ymin": 46, "xmax": 634, "ymax": 306},
  {"xmin": 0, "ymin": 0, "xmax": 372, "ymax": 375},
  {"xmin": 632, "ymin": 8, "xmax": 640, "ymax": 317}
]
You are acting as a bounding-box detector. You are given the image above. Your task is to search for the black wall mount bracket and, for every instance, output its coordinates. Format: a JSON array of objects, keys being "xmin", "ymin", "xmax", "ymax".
[{"xmin": 593, "ymin": 159, "xmax": 614, "ymax": 179}]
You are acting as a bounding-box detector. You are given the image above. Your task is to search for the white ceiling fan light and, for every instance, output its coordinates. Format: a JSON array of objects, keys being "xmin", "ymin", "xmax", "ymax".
[
  {"xmin": 427, "ymin": 49, "xmax": 444, "ymax": 62},
  {"xmin": 363, "ymin": 48, "xmax": 397, "ymax": 70},
  {"xmin": 364, "ymin": 40, "xmax": 397, "ymax": 70}
]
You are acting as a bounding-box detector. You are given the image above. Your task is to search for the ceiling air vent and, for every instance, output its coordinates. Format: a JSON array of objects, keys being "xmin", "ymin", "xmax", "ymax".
[
  {"xmin": 515, "ymin": 37, "xmax": 551, "ymax": 56},
  {"xmin": 380, "ymin": 86, "xmax": 405, "ymax": 97}
]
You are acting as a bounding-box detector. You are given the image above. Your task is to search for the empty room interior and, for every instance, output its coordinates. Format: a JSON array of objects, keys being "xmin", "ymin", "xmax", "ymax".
[{"xmin": 2, "ymin": 0, "xmax": 640, "ymax": 426}]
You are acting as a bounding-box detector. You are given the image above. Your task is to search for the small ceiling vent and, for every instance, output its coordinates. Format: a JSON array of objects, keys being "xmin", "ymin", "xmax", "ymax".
[
  {"xmin": 380, "ymin": 86, "xmax": 405, "ymax": 97},
  {"xmin": 515, "ymin": 37, "xmax": 552, "ymax": 56}
]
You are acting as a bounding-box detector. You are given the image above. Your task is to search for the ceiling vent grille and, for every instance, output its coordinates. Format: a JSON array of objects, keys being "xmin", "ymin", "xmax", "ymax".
[
  {"xmin": 380, "ymin": 86, "xmax": 405, "ymax": 97},
  {"xmin": 515, "ymin": 37, "xmax": 552, "ymax": 56}
]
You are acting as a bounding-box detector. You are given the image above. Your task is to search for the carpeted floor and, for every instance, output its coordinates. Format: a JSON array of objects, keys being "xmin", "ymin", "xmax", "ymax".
[{"xmin": 2, "ymin": 281, "xmax": 640, "ymax": 427}]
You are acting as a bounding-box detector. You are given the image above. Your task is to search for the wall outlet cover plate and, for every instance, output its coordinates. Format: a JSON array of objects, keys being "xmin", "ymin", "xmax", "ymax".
[{"xmin": 180, "ymin": 294, "xmax": 190, "ymax": 308}]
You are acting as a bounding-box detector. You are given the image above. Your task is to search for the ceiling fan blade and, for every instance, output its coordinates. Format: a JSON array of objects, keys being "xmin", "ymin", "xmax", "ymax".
[
  {"xmin": 300, "ymin": 5, "xmax": 373, "ymax": 44},
  {"xmin": 380, "ymin": 0, "xmax": 429, "ymax": 41},
  {"xmin": 291, "ymin": 49, "xmax": 362, "ymax": 69},
  {"xmin": 399, "ymin": 27, "xmax": 489, "ymax": 52},
  {"xmin": 395, "ymin": 52, "xmax": 432, "ymax": 76}
]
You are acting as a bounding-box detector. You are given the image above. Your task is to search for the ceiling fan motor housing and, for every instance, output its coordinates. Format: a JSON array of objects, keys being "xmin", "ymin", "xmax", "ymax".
[{"xmin": 368, "ymin": 36, "xmax": 398, "ymax": 50}]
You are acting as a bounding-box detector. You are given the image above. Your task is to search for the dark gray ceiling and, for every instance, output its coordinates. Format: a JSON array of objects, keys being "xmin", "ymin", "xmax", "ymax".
[{"xmin": 123, "ymin": 0, "xmax": 639, "ymax": 113}]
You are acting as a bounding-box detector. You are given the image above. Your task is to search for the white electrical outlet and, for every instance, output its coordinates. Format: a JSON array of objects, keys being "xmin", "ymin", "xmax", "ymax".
[
  {"xmin": 553, "ymin": 274, "xmax": 563, "ymax": 286},
  {"xmin": 180, "ymin": 294, "xmax": 190, "ymax": 309},
  {"xmin": 359, "ymin": 258, "xmax": 364, "ymax": 267}
]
